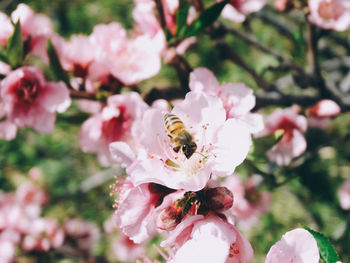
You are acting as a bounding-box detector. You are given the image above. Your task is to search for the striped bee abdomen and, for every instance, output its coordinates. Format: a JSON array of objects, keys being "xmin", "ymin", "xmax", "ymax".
[{"xmin": 164, "ymin": 113, "xmax": 185, "ymax": 137}]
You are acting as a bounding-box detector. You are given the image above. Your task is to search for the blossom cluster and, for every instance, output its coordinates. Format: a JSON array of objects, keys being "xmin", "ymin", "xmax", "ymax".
[
  {"xmin": 0, "ymin": 0, "xmax": 348, "ymax": 262},
  {"xmin": 0, "ymin": 175, "xmax": 102, "ymax": 262}
]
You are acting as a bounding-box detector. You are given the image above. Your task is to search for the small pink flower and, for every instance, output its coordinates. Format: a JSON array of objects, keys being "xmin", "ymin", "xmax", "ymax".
[
  {"xmin": 1, "ymin": 66, "xmax": 71, "ymax": 134},
  {"xmin": 11, "ymin": 4, "xmax": 53, "ymax": 61},
  {"xmin": 308, "ymin": 99, "xmax": 341, "ymax": 128},
  {"xmin": 111, "ymin": 91, "xmax": 252, "ymax": 191},
  {"xmin": 162, "ymin": 214, "xmax": 254, "ymax": 263},
  {"xmin": 224, "ymin": 175, "xmax": 271, "ymax": 230},
  {"xmin": 114, "ymin": 182, "xmax": 176, "ymax": 243},
  {"xmin": 91, "ymin": 22, "xmax": 162, "ymax": 86},
  {"xmin": 64, "ymin": 219, "xmax": 100, "ymax": 251},
  {"xmin": 189, "ymin": 67, "xmax": 264, "ymax": 133},
  {"xmin": 79, "ymin": 92, "xmax": 148, "ymax": 166},
  {"xmin": 221, "ymin": 0, "xmax": 266, "ymax": 22},
  {"xmin": 22, "ymin": 218, "xmax": 65, "ymax": 251},
  {"xmin": 265, "ymin": 228, "xmax": 320, "ymax": 263},
  {"xmin": 257, "ymin": 106, "xmax": 307, "ymax": 165},
  {"xmin": 308, "ymin": 0, "xmax": 350, "ymax": 31},
  {"xmin": 338, "ymin": 178, "xmax": 350, "ymax": 210}
]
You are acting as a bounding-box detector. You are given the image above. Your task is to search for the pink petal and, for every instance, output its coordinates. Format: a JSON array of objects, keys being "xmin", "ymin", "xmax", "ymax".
[
  {"xmin": 39, "ymin": 82, "xmax": 71, "ymax": 113},
  {"xmin": 189, "ymin": 68, "xmax": 220, "ymax": 94},
  {"xmin": 266, "ymin": 228, "xmax": 319, "ymax": 263}
]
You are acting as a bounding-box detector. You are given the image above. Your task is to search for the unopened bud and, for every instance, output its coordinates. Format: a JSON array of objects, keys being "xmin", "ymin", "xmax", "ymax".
[{"xmin": 205, "ymin": 187, "xmax": 233, "ymax": 212}]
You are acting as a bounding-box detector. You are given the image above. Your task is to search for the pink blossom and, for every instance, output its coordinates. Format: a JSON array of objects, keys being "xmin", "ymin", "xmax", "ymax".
[
  {"xmin": 308, "ymin": 99, "xmax": 341, "ymax": 128},
  {"xmin": 64, "ymin": 219, "xmax": 100, "ymax": 251},
  {"xmin": 132, "ymin": 0, "xmax": 195, "ymax": 62},
  {"xmin": 90, "ymin": 22, "xmax": 162, "ymax": 86},
  {"xmin": 0, "ymin": 12, "xmax": 13, "ymax": 46},
  {"xmin": 224, "ymin": 175, "xmax": 271, "ymax": 230},
  {"xmin": 11, "ymin": 4, "xmax": 53, "ymax": 60},
  {"xmin": 257, "ymin": 106, "xmax": 308, "ymax": 165},
  {"xmin": 162, "ymin": 214, "xmax": 254, "ymax": 263},
  {"xmin": 308, "ymin": 0, "xmax": 350, "ymax": 31},
  {"xmin": 221, "ymin": 0, "xmax": 266, "ymax": 22},
  {"xmin": 265, "ymin": 228, "xmax": 320, "ymax": 263},
  {"xmin": 338, "ymin": 178, "xmax": 350, "ymax": 210},
  {"xmin": 1, "ymin": 66, "xmax": 71, "ymax": 134},
  {"xmin": 189, "ymin": 67, "xmax": 264, "ymax": 134},
  {"xmin": 0, "ymin": 239, "xmax": 15, "ymax": 263},
  {"xmin": 79, "ymin": 92, "xmax": 148, "ymax": 166},
  {"xmin": 111, "ymin": 91, "xmax": 252, "ymax": 191},
  {"xmin": 114, "ymin": 182, "xmax": 177, "ymax": 243},
  {"xmin": 22, "ymin": 218, "xmax": 65, "ymax": 251}
]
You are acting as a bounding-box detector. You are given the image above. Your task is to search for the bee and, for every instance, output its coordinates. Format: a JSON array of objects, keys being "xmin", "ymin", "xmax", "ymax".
[{"xmin": 164, "ymin": 113, "xmax": 197, "ymax": 159}]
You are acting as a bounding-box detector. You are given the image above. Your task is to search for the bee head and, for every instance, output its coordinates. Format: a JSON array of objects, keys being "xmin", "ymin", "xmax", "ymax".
[{"xmin": 182, "ymin": 142, "xmax": 197, "ymax": 159}]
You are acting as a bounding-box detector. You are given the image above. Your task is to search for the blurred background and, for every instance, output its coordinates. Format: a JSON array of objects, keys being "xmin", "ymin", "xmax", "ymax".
[{"xmin": 1, "ymin": 0, "xmax": 350, "ymax": 262}]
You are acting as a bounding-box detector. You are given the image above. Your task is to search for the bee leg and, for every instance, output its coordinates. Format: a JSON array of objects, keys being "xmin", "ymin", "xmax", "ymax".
[{"xmin": 173, "ymin": 146, "xmax": 180, "ymax": 153}]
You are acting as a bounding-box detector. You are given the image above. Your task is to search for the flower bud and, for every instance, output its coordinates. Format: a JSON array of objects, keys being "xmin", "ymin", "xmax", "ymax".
[{"xmin": 205, "ymin": 187, "xmax": 233, "ymax": 212}]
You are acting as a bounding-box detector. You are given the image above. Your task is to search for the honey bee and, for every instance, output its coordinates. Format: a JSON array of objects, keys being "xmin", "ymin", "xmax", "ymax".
[{"xmin": 164, "ymin": 113, "xmax": 197, "ymax": 159}]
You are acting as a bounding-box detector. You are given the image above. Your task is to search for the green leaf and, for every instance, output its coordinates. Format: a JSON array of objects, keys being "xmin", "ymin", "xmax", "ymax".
[
  {"xmin": 0, "ymin": 50, "xmax": 8, "ymax": 64},
  {"xmin": 184, "ymin": 0, "xmax": 229, "ymax": 38},
  {"xmin": 47, "ymin": 40, "xmax": 70, "ymax": 88},
  {"xmin": 6, "ymin": 21, "xmax": 24, "ymax": 68},
  {"xmin": 176, "ymin": 0, "xmax": 191, "ymax": 38},
  {"xmin": 304, "ymin": 227, "xmax": 341, "ymax": 263},
  {"xmin": 251, "ymin": 129, "xmax": 285, "ymax": 157}
]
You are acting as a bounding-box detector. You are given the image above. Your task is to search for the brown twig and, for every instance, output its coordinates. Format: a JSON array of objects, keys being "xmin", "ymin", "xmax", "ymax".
[
  {"xmin": 154, "ymin": 0, "xmax": 167, "ymax": 31},
  {"xmin": 214, "ymin": 39, "xmax": 276, "ymax": 91}
]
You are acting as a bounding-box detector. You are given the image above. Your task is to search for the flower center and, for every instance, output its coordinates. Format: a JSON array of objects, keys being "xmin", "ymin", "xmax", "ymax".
[
  {"xmin": 318, "ymin": 0, "xmax": 344, "ymax": 20},
  {"xmin": 15, "ymin": 78, "xmax": 40, "ymax": 104},
  {"xmin": 101, "ymin": 105, "xmax": 132, "ymax": 143}
]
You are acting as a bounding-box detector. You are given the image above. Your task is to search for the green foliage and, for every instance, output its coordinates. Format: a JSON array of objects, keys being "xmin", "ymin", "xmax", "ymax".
[
  {"xmin": 184, "ymin": 0, "xmax": 229, "ymax": 38},
  {"xmin": 305, "ymin": 227, "xmax": 341, "ymax": 263},
  {"xmin": 47, "ymin": 40, "xmax": 71, "ymax": 87},
  {"xmin": 5, "ymin": 21, "xmax": 24, "ymax": 68},
  {"xmin": 176, "ymin": 0, "xmax": 191, "ymax": 38}
]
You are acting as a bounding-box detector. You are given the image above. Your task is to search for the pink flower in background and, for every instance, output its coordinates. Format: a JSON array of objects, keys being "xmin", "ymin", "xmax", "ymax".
[
  {"xmin": 132, "ymin": 0, "xmax": 196, "ymax": 63},
  {"xmin": 221, "ymin": 0, "xmax": 266, "ymax": 22},
  {"xmin": 11, "ymin": 4, "xmax": 53, "ymax": 61},
  {"xmin": 265, "ymin": 228, "xmax": 320, "ymax": 263},
  {"xmin": 111, "ymin": 91, "xmax": 252, "ymax": 191},
  {"xmin": 80, "ymin": 92, "xmax": 148, "ymax": 166},
  {"xmin": 91, "ymin": 22, "xmax": 162, "ymax": 86},
  {"xmin": 338, "ymin": 178, "xmax": 350, "ymax": 210},
  {"xmin": 22, "ymin": 218, "xmax": 65, "ymax": 252},
  {"xmin": 114, "ymin": 182, "xmax": 176, "ymax": 243},
  {"xmin": 51, "ymin": 34, "xmax": 95, "ymax": 78},
  {"xmin": 258, "ymin": 106, "xmax": 307, "ymax": 165},
  {"xmin": 0, "ymin": 239, "xmax": 16, "ymax": 263},
  {"xmin": 224, "ymin": 175, "xmax": 271, "ymax": 230},
  {"xmin": 189, "ymin": 67, "xmax": 264, "ymax": 133},
  {"xmin": 308, "ymin": 0, "xmax": 350, "ymax": 31},
  {"xmin": 308, "ymin": 99, "xmax": 341, "ymax": 128},
  {"xmin": 1, "ymin": 66, "xmax": 71, "ymax": 134},
  {"xmin": 162, "ymin": 214, "xmax": 254, "ymax": 263},
  {"xmin": 0, "ymin": 12, "xmax": 13, "ymax": 46},
  {"xmin": 64, "ymin": 219, "xmax": 100, "ymax": 251}
]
